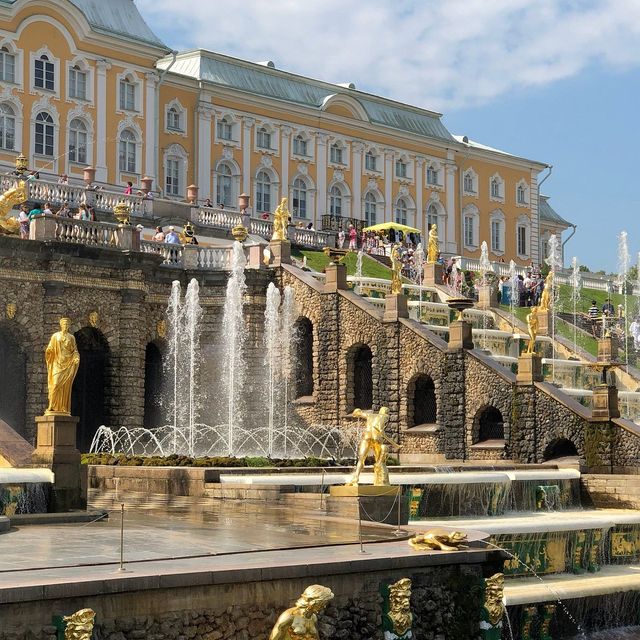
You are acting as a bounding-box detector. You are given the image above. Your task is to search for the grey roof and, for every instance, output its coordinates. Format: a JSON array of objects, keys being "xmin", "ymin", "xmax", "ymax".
[
  {"xmin": 0, "ymin": 0, "xmax": 168, "ymax": 49},
  {"xmin": 539, "ymin": 195, "xmax": 572, "ymax": 228},
  {"xmin": 162, "ymin": 51, "xmax": 455, "ymax": 143}
]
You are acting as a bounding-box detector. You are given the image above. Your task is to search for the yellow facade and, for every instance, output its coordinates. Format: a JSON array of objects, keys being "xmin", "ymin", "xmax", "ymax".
[{"xmin": 0, "ymin": 0, "xmax": 566, "ymax": 266}]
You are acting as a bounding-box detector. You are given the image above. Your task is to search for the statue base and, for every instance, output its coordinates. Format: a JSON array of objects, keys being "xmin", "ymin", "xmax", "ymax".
[
  {"xmin": 383, "ymin": 293, "xmax": 409, "ymax": 323},
  {"xmin": 268, "ymin": 239, "xmax": 291, "ymax": 267},
  {"xmin": 423, "ymin": 263, "xmax": 443, "ymax": 286},
  {"xmin": 592, "ymin": 384, "xmax": 620, "ymax": 421},
  {"xmin": 327, "ymin": 485, "xmax": 407, "ymax": 525},
  {"xmin": 448, "ymin": 320, "xmax": 474, "ymax": 351},
  {"xmin": 31, "ymin": 414, "xmax": 86, "ymax": 512},
  {"xmin": 324, "ymin": 262, "xmax": 348, "ymax": 292},
  {"xmin": 477, "ymin": 283, "xmax": 498, "ymax": 310},
  {"xmin": 516, "ymin": 352, "xmax": 543, "ymax": 385},
  {"xmin": 537, "ymin": 308, "xmax": 551, "ymax": 336}
]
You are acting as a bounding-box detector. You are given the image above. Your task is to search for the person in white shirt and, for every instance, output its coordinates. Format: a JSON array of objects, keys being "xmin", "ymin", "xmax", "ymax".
[
  {"xmin": 165, "ymin": 226, "xmax": 181, "ymax": 244},
  {"xmin": 42, "ymin": 202, "xmax": 53, "ymax": 216}
]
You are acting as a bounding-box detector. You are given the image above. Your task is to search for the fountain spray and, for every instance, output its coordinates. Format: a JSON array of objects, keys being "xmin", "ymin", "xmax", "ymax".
[
  {"xmin": 265, "ymin": 283, "xmax": 282, "ymax": 458},
  {"xmin": 618, "ymin": 231, "xmax": 630, "ymax": 413},
  {"xmin": 570, "ymin": 257, "xmax": 581, "ymax": 353},
  {"xmin": 479, "ymin": 241, "xmax": 491, "ymax": 350},
  {"xmin": 546, "ymin": 235, "xmax": 562, "ymax": 383},
  {"xmin": 281, "ymin": 286, "xmax": 297, "ymax": 457},
  {"xmin": 166, "ymin": 281, "xmax": 182, "ymax": 454},
  {"xmin": 509, "ymin": 260, "xmax": 518, "ymax": 337},
  {"xmin": 354, "ymin": 250, "xmax": 364, "ymax": 295},
  {"xmin": 414, "ymin": 243, "xmax": 425, "ymax": 321},
  {"xmin": 183, "ymin": 279, "xmax": 203, "ymax": 457}
]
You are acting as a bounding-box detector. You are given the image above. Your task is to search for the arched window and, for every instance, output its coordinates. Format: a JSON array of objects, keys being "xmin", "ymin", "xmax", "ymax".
[
  {"xmin": 0, "ymin": 103, "xmax": 16, "ymax": 151},
  {"xmin": 293, "ymin": 318, "xmax": 313, "ymax": 398},
  {"xmin": 476, "ymin": 406, "xmax": 504, "ymax": 442},
  {"xmin": 463, "ymin": 171, "xmax": 475, "ymax": 193},
  {"xmin": 34, "ymin": 111, "xmax": 54, "ymax": 157},
  {"xmin": 412, "ymin": 375, "xmax": 436, "ymax": 426},
  {"xmin": 256, "ymin": 170, "xmax": 271, "ymax": 212},
  {"xmin": 68, "ymin": 118, "xmax": 87, "ymax": 164},
  {"xmin": 365, "ymin": 151, "xmax": 377, "ymax": 172},
  {"xmin": 68, "ymin": 64, "xmax": 87, "ymax": 100},
  {"xmin": 216, "ymin": 116, "xmax": 233, "ymax": 140},
  {"xmin": 352, "ymin": 345, "xmax": 373, "ymax": 410},
  {"xmin": 427, "ymin": 203, "xmax": 438, "ymax": 230},
  {"xmin": 395, "ymin": 198, "xmax": 408, "ymax": 225},
  {"xmin": 0, "ymin": 46, "xmax": 16, "ymax": 84},
  {"xmin": 426, "ymin": 165, "xmax": 438, "ymax": 186},
  {"xmin": 491, "ymin": 178, "xmax": 500, "ymax": 199},
  {"xmin": 517, "ymin": 183, "xmax": 527, "ymax": 205},
  {"xmin": 119, "ymin": 129, "xmax": 137, "ymax": 173},
  {"xmin": 292, "ymin": 178, "xmax": 307, "ymax": 218},
  {"xmin": 167, "ymin": 106, "xmax": 182, "ymax": 131},
  {"xmin": 119, "ymin": 77, "xmax": 136, "ymax": 111},
  {"xmin": 329, "ymin": 185, "xmax": 342, "ymax": 216},
  {"xmin": 364, "ymin": 192, "xmax": 377, "ymax": 227},
  {"xmin": 292, "ymin": 135, "xmax": 307, "ymax": 156},
  {"xmin": 257, "ymin": 126, "xmax": 271, "ymax": 149},
  {"xmin": 217, "ymin": 163, "xmax": 234, "ymax": 207},
  {"xmin": 35, "ymin": 54, "xmax": 54, "ymax": 91}
]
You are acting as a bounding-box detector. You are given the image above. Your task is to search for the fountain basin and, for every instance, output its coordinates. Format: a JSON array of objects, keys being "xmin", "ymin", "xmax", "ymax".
[{"xmin": 0, "ymin": 468, "xmax": 53, "ymax": 516}]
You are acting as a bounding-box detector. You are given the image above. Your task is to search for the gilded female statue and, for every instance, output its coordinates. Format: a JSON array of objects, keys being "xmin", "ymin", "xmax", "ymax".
[
  {"xmin": 427, "ymin": 224, "xmax": 439, "ymax": 264},
  {"xmin": 269, "ymin": 584, "xmax": 334, "ymax": 640},
  {"xmin": 45, "ymin": 317, "xmax": 80, "ymax": 415},
  {"xmin": 390, "ymin": 243, "xmax": 403, "ymax": 295},
  {"xmin": 526, "ymin": 306, "xmax": 539, "ymax": 354},
  {"xmin": 272, "ymin": 197, "xmax": 290, "ymax": 242}
]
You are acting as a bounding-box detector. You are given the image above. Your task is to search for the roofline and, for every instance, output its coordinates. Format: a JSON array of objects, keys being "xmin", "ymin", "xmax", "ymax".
[
  {"xmin": 453, "ymin": 136, "xmax": 549, "ymax": 171},
  {"xmin": 158, "ymin": 48, "xmax": 447, "ymax": 121}
]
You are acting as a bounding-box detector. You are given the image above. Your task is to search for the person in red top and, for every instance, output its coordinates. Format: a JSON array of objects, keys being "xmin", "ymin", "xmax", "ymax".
[
  {"xmin": 124, "ymin": 181, "xmax": 133, "ymax": 195},
  {"xmin": 348, "ymin": 224, "xmax": 357, "ymax": 250}
]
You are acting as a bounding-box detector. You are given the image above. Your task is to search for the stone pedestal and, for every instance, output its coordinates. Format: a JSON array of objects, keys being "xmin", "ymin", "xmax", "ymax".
[
  {"xmin": 477, "ymin": 283, "xmax": 498, "ymax": 310},
  {"xmin": 268, "ymin": 239, "xmax": 291, "ymax": 267},
  {"xmin": 246, "ymin": 244, "xmax": 266, "ymax": 269},
  {"xmin": 31, "ymin": 414, "xmax": 86, "ymax": 512},
  {"xmin": 327, "ymin": 485, "xmax": 407, "ymax": 525},
  {"xmin": 324, "ymin": 262, "xmax": 347, "ymax": 292},
  {"xmin": 423, "ymin": 262, "xmax": 443, "ymax": 286},
  {"xmin": 448, "ymin": 320, "xmax": 473, "ymax": 351},
  {"xmin": 516, "ymin": 352, "xmax": 543, "ymax": 385},
  {"xmin": 383, "ymin": 293, "xmax": 409, "ymax": 323},
  {"xmin": 182, "ymin": 244, "xmax": 200, "ymax": 269},
  {"xmin": 536, "ymin": 308, "xmax": 551, "ymax": 336},
  {"xmin": 591, "ymin": 384, "xmax": 620, "ymax": 421},
  {"xmin": 29, "ymin": 214, "xmax": 57, "ymax": 240},
  {"xmin": 598, "ymin": 336, "xmax": 617, "ymax": 363}
]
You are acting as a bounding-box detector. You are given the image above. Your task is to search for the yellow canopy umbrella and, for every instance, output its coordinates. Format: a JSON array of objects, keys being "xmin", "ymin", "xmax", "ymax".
[{"xmin": 362, "ymin": 221, "xmax": 421, "ymax": 234}]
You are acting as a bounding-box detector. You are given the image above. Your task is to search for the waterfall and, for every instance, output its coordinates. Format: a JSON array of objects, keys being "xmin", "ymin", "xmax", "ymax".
[
  {"xmin": 166, "ymin": 281, "xmax": 183, "ymax": 454},
  {"xmin": 184, "ymin": 279, "xmax": 203, "ymax": 457},
  {"xmin": 281, "ymin": 286, "xmax": 297, "ymax": 457},
  {"xmin": 264, "ymin": 283, "xmax": 282, "ymax": 457}
]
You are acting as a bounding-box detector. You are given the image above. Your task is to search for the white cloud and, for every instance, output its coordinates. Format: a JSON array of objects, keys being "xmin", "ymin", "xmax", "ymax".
[{"xmin": 138, "ymin": 0, "xmax": 640, "ymax": 112}]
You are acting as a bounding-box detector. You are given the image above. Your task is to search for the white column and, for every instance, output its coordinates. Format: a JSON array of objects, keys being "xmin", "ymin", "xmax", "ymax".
[
  {"xmin": 384, "ymin": 149, "xmax": 394, "ymax": 222},
  {"xmin": 242, "ymin": 117, "xmax": 254, "ymax": 196},
  {"xmin": 446, "ymin": 152, "xmax": 457, "ymax": 254},
  {"xmin": 281, "ymin": 126, "xmax": 291, "ymax": 202},
  {"xmin": 95, "ymin": 59, "xmax": 110, "ymax": 183},
  {"xmin": 144, "ymin": 72, "xmax": 158, "ymax": 181},
  {"xmin": 315, "ymin": 133, "xmax": 328, "ymax": 228},
  {"xmin": 196, "ymin": 103, "xmax": 214, "ymax": 200},
  {"xmin": 415, "ymin": 156, "xmax": 424, "ymax": 232},
  {"xmin": 352, "ymin": 142, "xmax": 364, "ymax": 221}
]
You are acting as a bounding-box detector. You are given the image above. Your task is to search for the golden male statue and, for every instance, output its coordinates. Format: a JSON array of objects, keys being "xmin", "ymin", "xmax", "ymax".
[
  {"xmin": 63, "ymin": 608, "xmax": 95, "ymax": 640},
  {"xmin": 390, "ymin": 244, "xmax": 403, "ymax": 295},
  {"xmin": 269, "ymin": 584, "xmax": 334, "ymax": 640},
  {"xmin": 386, "ymin": 578, "xmax": 413, "ymax": 638},
  {"xmin": 348, "ymin": 406, "xmax": 394, "ymax": 486},
  {"xmin": 272, "ymin": 197, "xmax": 290, "ymax": 242},
  {"xmin": 538, "ymin": 271, "xmax": 553, "ymax": 312},
  {"xmin": 525, "ymin": 306, "xmax": 539, "ymax": 354},
  {"xmin": 427, "ymin": 223, "xmax": 439, "ymax": 264},
  {"xmin": 0, "ymin": 180, "xmax": 27, "ymax": 235},
  {"xmin": 45, "ymin": 317, "xmax": 80, "ymax": 415}
]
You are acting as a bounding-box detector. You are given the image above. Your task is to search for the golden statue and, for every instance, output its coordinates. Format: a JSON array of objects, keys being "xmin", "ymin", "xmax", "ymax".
[
  {"xmin": 386, "ymin": 578, "xmax": 413, "ymax": 638},
  {"xmin": 408, "ymin": 530, "xmax": 469, "ymax": 551},
  {"xmin": 0, "ymin": 180, "xmax": 27, "ymax": 235},
  {"xmin": 272, "ymin": 197, "xmax": 290, "ymax": 242},
  {"xmin": 390, "ymin": 243, "xmax": 403, "ymax": 295},
  {"xmin": 63, "ymin": 608, "xmax": 95, "ymax": 640},
  {"xmin": 525, "ymin": 306, "xmax": 538, "ymax": 354},
  {"xmin": 45, "ymin": 318, "xmax": 80, "ymax": 415},
  {"xmin": 427, "ymin": 223, "xmax": 439, "ymax": 263},
  {"xmin": 538, "ymin": 271, "xmax": 553, "ymax": 312},
  {"xmin": 483, "ymin": 573, "xmax": 505, "ymax": 627},
  {"xmin": 348, "ymin": 407, "xmax": 399, "ymax": 486},
  {"xmin": 269, "ymin": 584, "xmax": 334, "ymax": 640}
]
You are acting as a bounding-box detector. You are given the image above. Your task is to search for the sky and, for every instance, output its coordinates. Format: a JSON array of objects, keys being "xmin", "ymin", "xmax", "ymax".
[{"xmin": 137, "ymin": 0, "xmax": 640, "ymax": 273}]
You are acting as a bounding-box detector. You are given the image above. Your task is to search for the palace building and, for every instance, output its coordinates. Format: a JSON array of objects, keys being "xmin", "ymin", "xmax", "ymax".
[{"xmin": 0, "ymin": 0, "xmax": 572, "ymax": 265}]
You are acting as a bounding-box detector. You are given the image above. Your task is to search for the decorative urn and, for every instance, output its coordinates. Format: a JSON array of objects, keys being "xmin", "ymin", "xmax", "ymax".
[
  {"xmin": 114, "ymin": 201, "xmax": 131, "ymax": 225},
  {"xmin": 447, "ymin": 297, "xmax": 474, "ymax": 321}
]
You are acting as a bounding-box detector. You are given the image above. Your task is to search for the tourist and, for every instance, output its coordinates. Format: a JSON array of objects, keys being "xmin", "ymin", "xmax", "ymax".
[
  {"xmin": 27, "ymin": 203, "xmax": 42, "ymax": 220},
  {"xmin": 306, "ymin": 222, "xmax": 315, "ymax": 231},
  {"xmin": 522, "ymin": 272, "xmax": 533, "ymax": 306},
  {"xmin": 79, "ymin": 204, "xmax": 91, "ymax": 221},
  {"xmin": 124, "ymin": 181, "xmax": 133, "ymax": 195},
  {"xmin": 219, "ymin": 203, "xmax": 225, "ymax": 210},
  {"xmin": 58, "ymin": 174, "xmax": 69, "ymax": 185},
  {"xmin": 337, "ymin": 226, "xmax": 345, "ymax": 249},
  {"xmin": 165, "ymin": 226, "xmax": 180, "ymax": 244},
  {"xmin": 57, "ymin": 201, "xmax": 72, "ymax": 218},
  {"xmin": 588, "ymin": 300, "xmax": 599, "ymax": 331},
  {"xmin": 42, "ymin": 202, "xmax": 53, "ymax": 216},
  {"xmin": 348, "ymin": 224, "xmax": 357, "ymax": 250},
  {"xmin": 18, "ymin": 206, "xmax": 29, "ymax": 239},
  {"xmin": 152, "ymin": 226, "xmax": 165, "ymax": 242},
  {"xmin": 602, "ymin": 299, "xmax": 614, "ymax": 316},
  {"xmin": 240, "ymin": 206, "xmax": 250, "ymax": 228},
  {"xmin": 203, "ymin": 198, "xmax": 212, "ymax": 208}
]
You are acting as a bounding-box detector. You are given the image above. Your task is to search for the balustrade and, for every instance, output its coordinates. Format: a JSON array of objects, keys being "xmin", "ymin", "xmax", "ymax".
[
  {"xmin": 55, "ymin": 218, "xmax": 120, "ymax": 247},
  {"xmin": 140, "ymin": 240, "xmax": 183, "ymax": 266}
]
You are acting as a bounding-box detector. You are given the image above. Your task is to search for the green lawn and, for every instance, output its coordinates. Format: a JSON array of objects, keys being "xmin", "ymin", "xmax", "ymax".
[{"xmin": 292, "ymin": 248, "xmax": 395, "ymax": 280}]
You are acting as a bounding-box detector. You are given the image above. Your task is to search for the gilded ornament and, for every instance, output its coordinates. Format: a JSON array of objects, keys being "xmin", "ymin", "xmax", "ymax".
[
  {"xmin": 269, "ymin": 584, "xmax": 334, "ymax": 640},
  {"xmin": 525, "ymin": 306, "xmax": 538, "ymax": 354},
  {"xmin": 45, "ymin": 318, "xmax": 80, "ymax": 416},
  {"xmin": 408, "ymin": 530, "xmax": 469, "ymax": 551},
  {"xmin": 271, "ymin": 197, "xmax": 290, "ymax": 242},
  {"xmin": 88, "ymin": 311, "xmax": 99, "ymax": 328},
  {"xmin": 63, "ymin": 608, "xmax": 96, "ymax": 640},
  {"xmin": 5, "ymin": 303, "xmax": 16, "ymax": 319},
  {"xmin": 347, "ymin": 407, "xmax": 398, "ymax": 487},
  {"xmin": 0, "ymin": 180, "xmax": 27, "ymax": 235},
  {"xmin": 386, "ymin": 578, "xmax": 413, "ymax": 637},
  {"xmin": 157, "ymin": 319, "xmax": 167, "ymax": 339},
  {"xmin": 427, "ymin": 224, "xmax": 439, "ymax": 264},
  {"xmin": 390, "ymin": 244, "xmax": 403, "ymax": 295},
  {"xmin": 538, "ymin": 271, "xmax": 553, "ymax": 312},
  {"xmin": 113, "ymin": 201, "xmax": 131, "ymax": 225},
  {"xmin": 483, "ymin": 573, "xmax": 505, "ymax": 627},
  {"xmin": 232, "ymin": 224, "xmax": 248, "ymax": 243}
]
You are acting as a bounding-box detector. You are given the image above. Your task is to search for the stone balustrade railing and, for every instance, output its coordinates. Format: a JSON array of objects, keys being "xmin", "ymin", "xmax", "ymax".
[{"xmin": 140, "ymin": 240, "xmax": 183, "ymax": 266}]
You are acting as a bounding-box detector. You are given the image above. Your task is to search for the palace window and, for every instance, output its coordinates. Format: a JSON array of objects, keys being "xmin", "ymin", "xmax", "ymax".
[
  {"xmin": 292, "ymin": 135, "xmax": 307, "ymax": 156},
  {"xmin": 364, "ymin": 192, "xmax": 377, "ymax": 226},
  {"xmin": 463, "ymin": 171, "xmax": 476, "ymax": 194},
  {"xmin": 517, "ymin": 183, "xmax": 528, "ymax": 205},
  {"xmin": 68, "ymin": 118, "xmax": 88, "ymax": 164},
  {"xmin": 427, "ymin": 203, "xmax": 438, "ymax": 230},
  {"xmin": 165, "ymin": 158, "xmax": 180, "ymax": 196},
  {"xmin": 118, "ymin": 129, "xmax": 137, "ymax": 173},
  {"xmin": 256, "ymin": 170, "xmax": 271, "ymax": 212},
  {"xmin": 167, "ymin": 107, "xmax": 182, "ymax": 132},
  {"xmin": 395, "ymin": 198, "xmax": 408, "ymax": 225},
  {"xmin": 365, "ymin": 151, "xmax": 377, "ymax": 172},
  {"xmin": 257, "ymin": 127, "xmax": 271, "ymax": 150},
  {"xmin": 491, "ymin": 178, "xmax": 500, "ymax": 199},
  {"xmin": 0, "ymin": 104, "xmax": 16, "ymax": 151},
  {"xmin": 34, "ymin": 54, "xmax": 54, "ymax": 91},
  {"xmin": 395, "ymin": 159, "xmax": 407, "ymax": 179},
  {"xmin": 464, "ymin": 215, "xmax": 474, "ymax": 247},
  {"xmin": 119, "ymin": 78, "xmax": 136, "ymax": 111},
  {"xmin": 216, "ymin": 117, "xmax": 233, "ymax": 141},
  {"xmin": 330, "ymin": 143, "xmax": 344, "ymax": 165},
  {"xmin": 491, "ymin": 219, "xmax": 503, "ymax": 253},
  {"xmin": 517, "ymin": 225, "xmax": 527, "ymax": 257},
  {"xmin": 0, "ymin": 47, "xmax": 16, "ymax": 84},
  {"xmin": 68, "ymin": 65, "xmax": 87, "ymax": 100},
  {"xmin": 426, "ymin": 165, "xmax": 438, "ymax": 186},
  {"xmin": 34, "ymin": 112, "xmax": 54, "ymax": 157},
  {"xmin": 329, "ymin": 185, "xmax": 343, "ymax": 216},
  {"xmin": 217, "ymin": 163, "xmax": 234, "ymax": 207},
  {"xmin": 292, "ymin": 178, "xmax": 307, "ymax": 218}
]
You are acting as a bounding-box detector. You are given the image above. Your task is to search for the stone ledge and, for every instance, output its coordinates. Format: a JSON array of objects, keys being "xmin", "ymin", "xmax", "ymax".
[{"xmin": 469, "ymin": 439, "xmax": 506, "ymax": 450}]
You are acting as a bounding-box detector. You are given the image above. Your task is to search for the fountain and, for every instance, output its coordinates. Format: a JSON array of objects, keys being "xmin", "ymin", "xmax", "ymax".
[
  {"xmin": 264, "ymin": 283, "xmax": 282, "ymax": 457},
  {"xmin": 570, "ymin": 257, "xmax": 582, "ymax": 353},
  {"xmin": 509, "ymin": 259, "xmax": 519, "ymax": 335},
  {"xmin": 617, "ymin": 232, "xmax": 630, "ymax": 407},
  {"xmin": 547, "ymin": 234, "xmax": 562, "ymax": 383},
  {"xmin": 414, "ymin": 243, "xmax": 425, "ymax": 321},
  {"xmin": 354, "ymin": 249, "xmax": 364, "ymax": 295}
]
